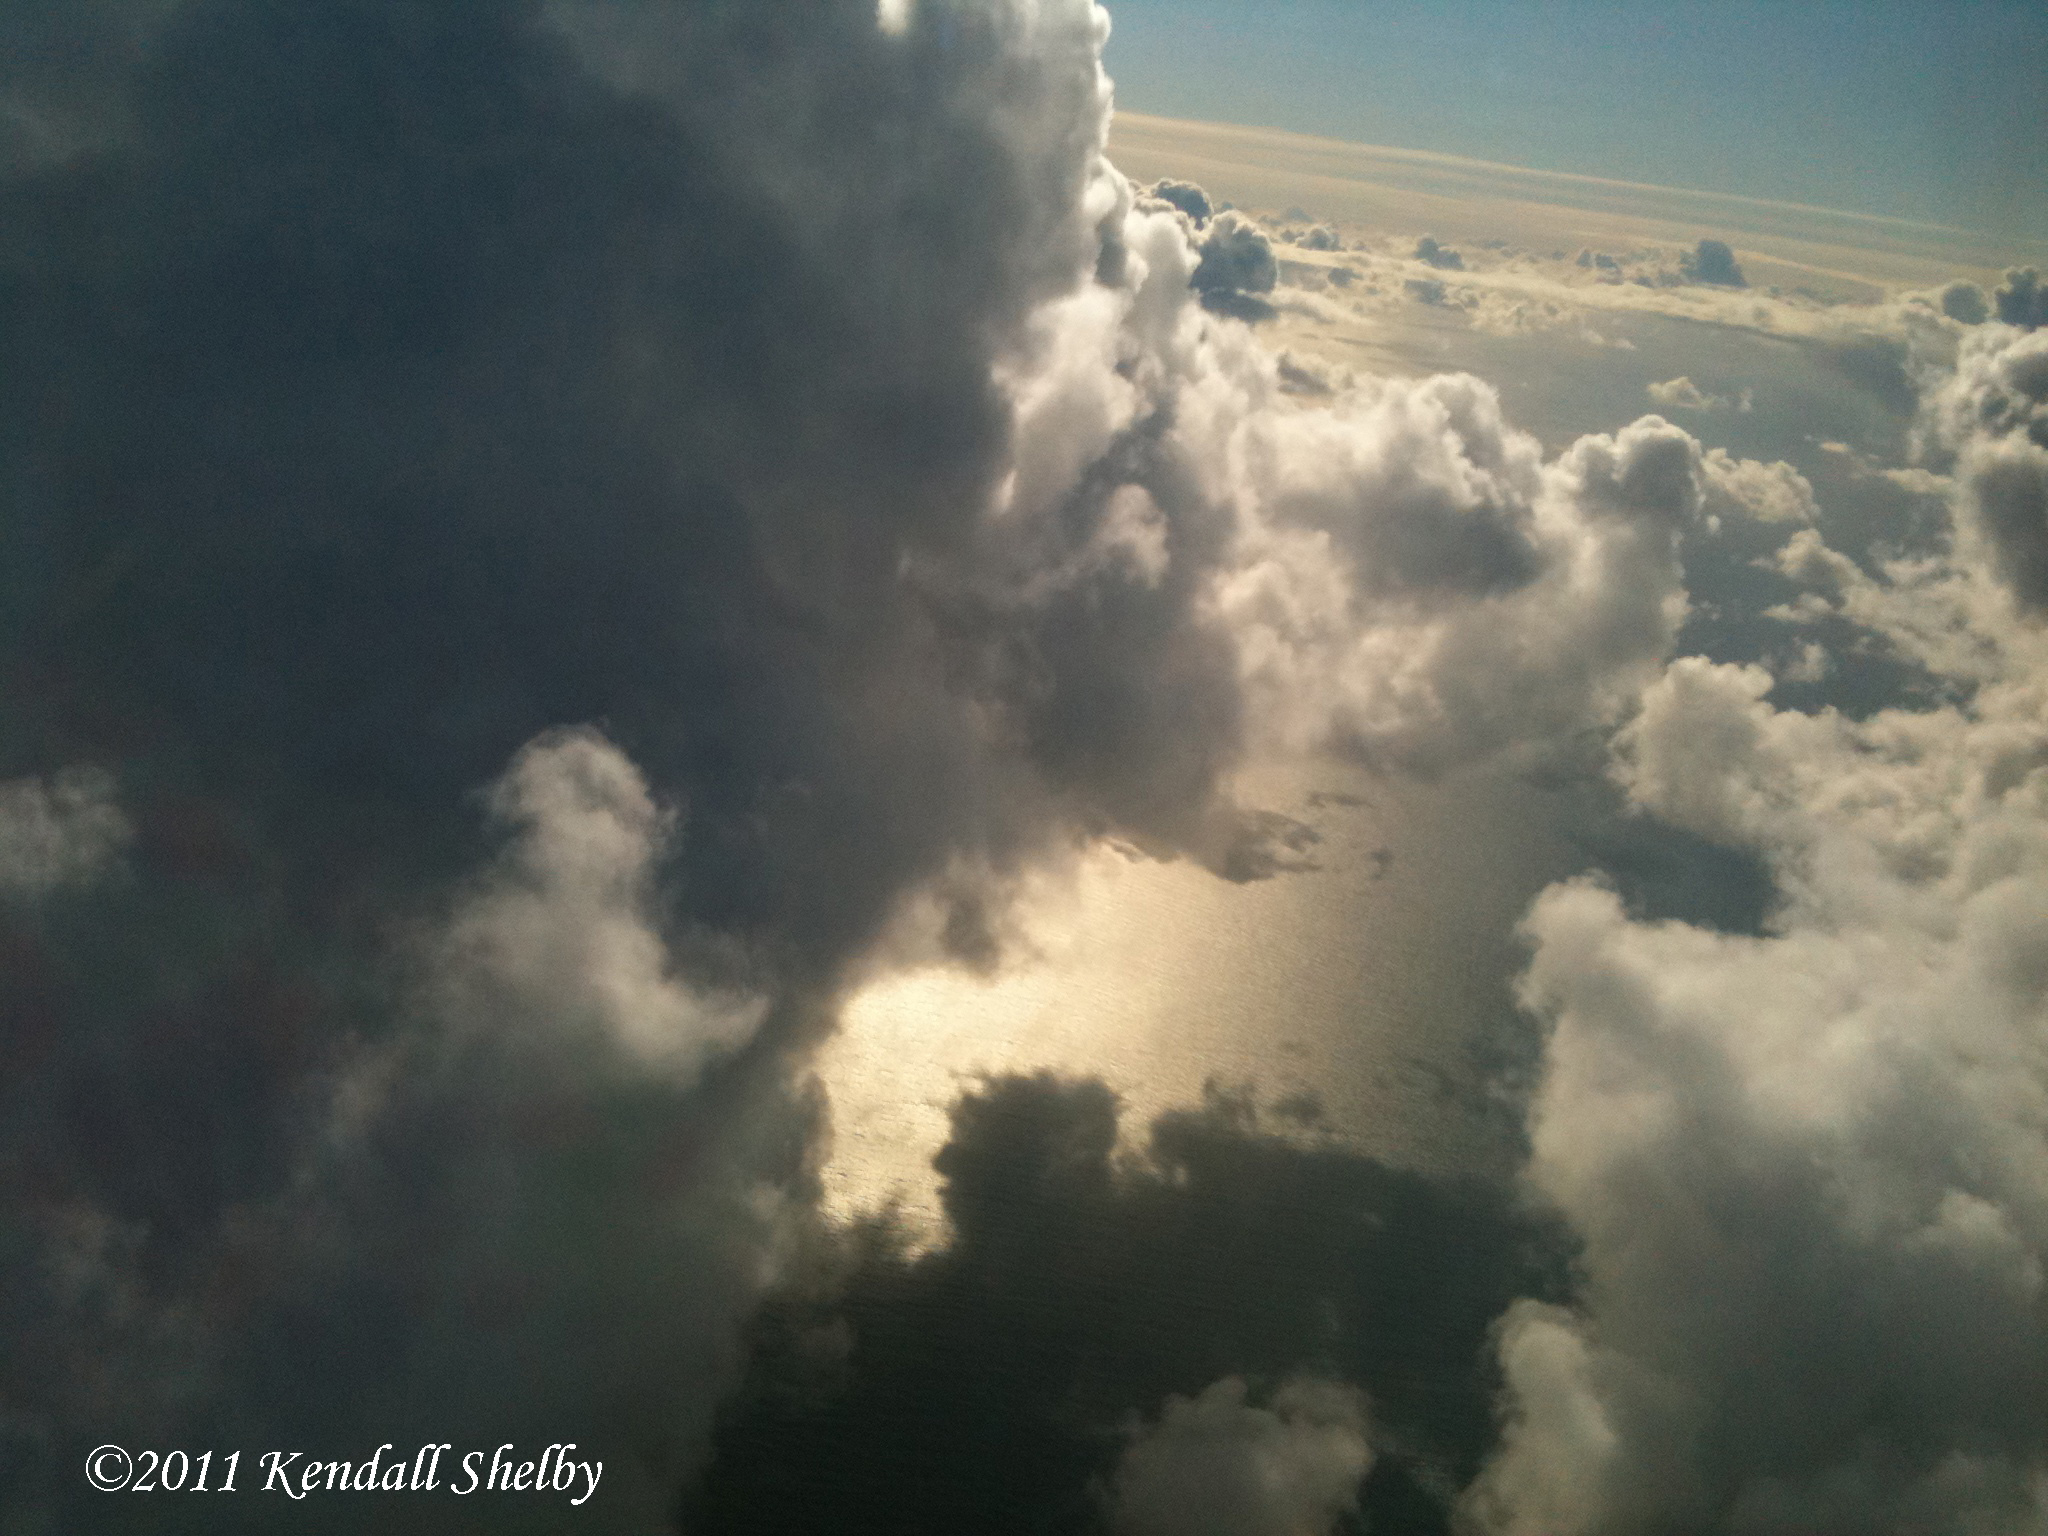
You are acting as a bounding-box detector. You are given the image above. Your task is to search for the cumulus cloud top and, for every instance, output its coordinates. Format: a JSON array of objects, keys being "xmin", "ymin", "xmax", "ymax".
[
  {"xmin": 1469, "ymin": 689, "xmax": 2048, "ymax": 1527},
  {"xmin": 1645, "ymin": 375, "xmax": 1750, "ymax": 414},
  {"xmin": 1218, "ymin": 390, "xmax": 1716, "ymax": 773}
]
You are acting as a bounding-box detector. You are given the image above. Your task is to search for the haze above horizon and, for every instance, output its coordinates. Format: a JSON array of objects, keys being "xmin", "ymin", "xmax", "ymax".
[{"xmin": 1100, "ymin": 0, "xmax": 2048, "ymax": 247}]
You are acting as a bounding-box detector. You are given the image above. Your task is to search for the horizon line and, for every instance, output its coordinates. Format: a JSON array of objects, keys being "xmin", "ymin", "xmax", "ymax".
[{"xmin": 1110, "ymin": 109, "xmax": 2042, "ymax": 255}]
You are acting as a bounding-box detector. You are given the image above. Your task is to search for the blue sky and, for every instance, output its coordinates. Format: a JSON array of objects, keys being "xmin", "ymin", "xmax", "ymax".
[{"xmin": 1101, "ymin": 0, "xmax": 2048, "ymax": 245}]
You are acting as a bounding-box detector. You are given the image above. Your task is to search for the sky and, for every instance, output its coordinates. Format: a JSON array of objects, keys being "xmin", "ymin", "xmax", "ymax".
[
  {"xmin": 3, "ymin": 3, "xmax": 2047, "ymax": 1535},
  {"xmin": 1101, "ymin": 0, "xmax": 2048, "ymax": 243}
]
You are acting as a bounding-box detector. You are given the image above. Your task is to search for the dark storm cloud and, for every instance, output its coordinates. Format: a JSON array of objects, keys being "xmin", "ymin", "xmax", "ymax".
[
  {"xmin": 1, "ymin": 0, "xmax": 1147, "ymax": 967},
  {"xmin": 1680, "ymin": 237, "xmax": 1746, "ymax": 287},
  {"xmin": 0, "ymin": 0, "xmax": 1251, "ymax": 1525},
  {"xmin": 688, "ymin": 1074, "xmax": 1566, "ymax": 1536}
]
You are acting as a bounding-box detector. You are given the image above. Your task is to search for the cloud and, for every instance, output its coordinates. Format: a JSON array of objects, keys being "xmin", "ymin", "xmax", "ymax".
[
  {"xmin": 0, "ymin": 0, "xmax": 1168, "ymax": 1521},
  {"xmin": 1148, "ymin": 177, "xmax": 1213, "ymax": 224},
  {"xmin": 426, "ymin": 729, "xmax": 766, "ymax": 1077},
  {"xmin": 1920, "ymin": 322, "xmax": 2048, "ymax": 612},
  {"xmin": 1114, "ymin": 1376, "xmax": 1374, "ymax": 1536},
  {"xmin": 1996, "ymin": 267, "xmax": 2047, "ymax": 329},
  {"xmin": 1701, "ymin": 448, "xmax": 1817, "ymax": 524},
  {"xmin": 1220, "ymin": 402, "xmax": 1713, "ymax": 773},
  {"xmin": 1680, "ymin": 237, "xmax": 1747, "ymax": 287},
  {"xmin": 1941, "ymin": 280, "xmax": 1991, "ymax": 325},
  {"xmin": 1193, "ymin": 208, "xmax": 1279, "ymax": 318},
  {"xmin": 1464, "ymin": 325, "xmax": 2048, "ymax": 1533},
  {"xmin": 1468, "ymin": 691, "xmax": 2048, "ymax": 1529},
  {"xmin": 5, "ymin": 733, "xmax": 811, "ymax": 1534},
  {"xmin": 3, "ymin": 3, "xmax": 1707, "ymax": 1521},
  {"xmin": 0, "ymin": 767, "xmax": 130, "ymax": 902},
  {"xmin": 1764, "ymin": 526, "xmax": 1867, "ymax": 601},
  {"xmin": 1776, "ymin": 639, "xmax": 1832, "ymax": 684},
  {"xmin": 11, "ymin": 3, "xmax": 2023, "ymax": 1530},
  {"xmin": 1647, "ymin": 375, "xmax": 1722, "ymax": 411},
  {"xmin": 1415, "ymin": 234, "xmax": 1464, "ymax": 271}
]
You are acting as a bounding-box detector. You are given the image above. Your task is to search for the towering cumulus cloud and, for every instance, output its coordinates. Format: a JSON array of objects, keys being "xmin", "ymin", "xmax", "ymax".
[{"xmin": 0, "ymin": 2, "xmax": 1936, "ymax": 1531}]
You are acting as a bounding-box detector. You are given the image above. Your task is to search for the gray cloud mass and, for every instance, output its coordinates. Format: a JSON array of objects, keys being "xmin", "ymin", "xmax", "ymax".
[
  {"xmin": 1147, "ymin": 176, "xmax": 1213, "ymax": 224},
  {"xmin": 1996, "ymin": 267, "xmax": 2047, "ymax": 329},
  {"xmin": 1680, "ymin": 236, "xmax": 1747, "ymax": 287},
  {"xmin": 1190, "ymin": 206, "xmax": 1279, "ymax": 318}
]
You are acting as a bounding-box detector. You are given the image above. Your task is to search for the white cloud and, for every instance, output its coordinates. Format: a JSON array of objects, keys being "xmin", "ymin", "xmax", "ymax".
[
  {"xmin": 0, "ymin": 766, "xmax": 129, "ymax": 902},
  {"xmin": 1920, "ymin": 323, "xmax": 2048, "ymax": 613},
  {"xmin": 430, "ymin": 728, "xmax": 766, "ymax": 1077},
  {"xmin": 1466, "ymin": 324, "xmax": 2048, "ymax": 1528},
  {"xmin": 1648, "ymin": 375, "xmax": 1724, "ymax": 411},
  {"xmin": 1215, "ymin": 401, "xmax": 1705, "ymax": 772},
  {"xmin": 1703, "ymin": 447, "xmax": 1817, "ymax": 524},
  {"xmin": 1113, "ymin": 1376, "xmax": 1374, "ymax": 1536},
  {"xmin": 1777, "ymin": 640, "xmax": 1832, "ymax": 684}
]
